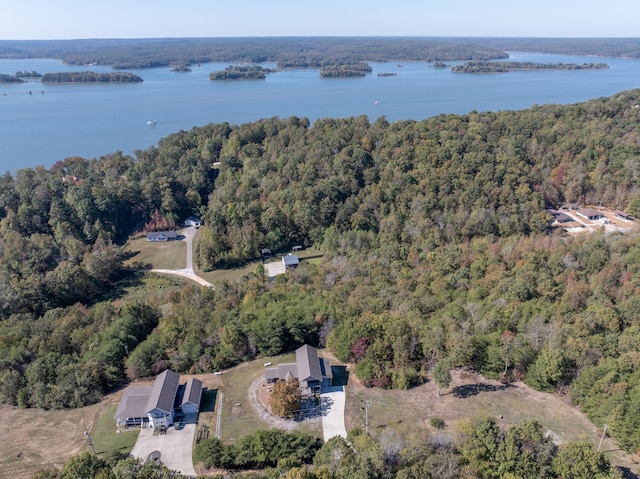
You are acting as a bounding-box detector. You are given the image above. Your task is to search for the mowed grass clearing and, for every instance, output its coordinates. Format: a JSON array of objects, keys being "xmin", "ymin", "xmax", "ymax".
[
  {"xmin": 92, "ymin": 403, "xmax": 139, "ymax": 457},
  {"xmin": 0, "ymin": 393, "xmax": 122, "ymax": 479},
  {"xmin": 124, "ymin": 234, "xmax": 187, "ymax": 270}
]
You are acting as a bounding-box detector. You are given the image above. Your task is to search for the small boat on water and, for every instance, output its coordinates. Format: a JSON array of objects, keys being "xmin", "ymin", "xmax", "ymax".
[{"xmin": 147, "ymin": 120, "xmax": 157, "ymax": 126}]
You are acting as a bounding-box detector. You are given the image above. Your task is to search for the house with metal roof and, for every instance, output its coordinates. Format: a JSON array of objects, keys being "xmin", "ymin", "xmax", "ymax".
[
  {"xmin": 264, "ymin": 344, "xmax": 333, "ymax": 395},
  {"xmin": 146, "ymin": 231, "xmax": 178, "ymax": 242},
  {"xmin": 282, "ymin": 254, "xmax": 300, "ymax": 269}
]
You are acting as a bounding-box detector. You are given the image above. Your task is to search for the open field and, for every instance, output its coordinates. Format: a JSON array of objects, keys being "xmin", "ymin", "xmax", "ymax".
[
  {"xmin": 124, "ymin": 234, "xmax": 187, "ymax": 270},
  {"xmin": 0, "ymin": 392, "xmax": 122, "ymax": 479},
  {"xmin": 343, "ymin": 363, "xmax": 640, "ymax": 474}
]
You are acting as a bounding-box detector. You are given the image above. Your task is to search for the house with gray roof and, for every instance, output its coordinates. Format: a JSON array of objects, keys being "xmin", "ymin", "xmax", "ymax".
[
  {"xmin": 114, "ymin": 370, "xmax": 202, "ymax": 429},
  {"xmin": 146, "ymin": 231, "xmax": 178, "ymax": 242},
  {"xmin": 264, "ymin": 344, "xmax": 333, "ymax": 395},
  {"xmin": 181, "ymin": 378, "xmax": 203, "ymax": 415}
]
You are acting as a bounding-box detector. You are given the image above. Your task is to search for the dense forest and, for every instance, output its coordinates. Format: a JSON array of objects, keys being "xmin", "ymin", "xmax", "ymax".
[
  {"xmin": 40, "ymin": 71, "xmax": 143, "ymax": 83},
  {"xmin": 320, "ymin": 62, "xmax": 373, "ymax": 78},
  {"xmin": 2, "ymin": 90, "xmax": 640, "ymax": 455},
  {"xmin": 209, "ymin": 65, "xmax": 274, "ymax": 80},
  {"xmin": 2, "ymin": 38, "xmax": 640, "ymax": 72},
  {"xmin": 451, "ymin": 61, "xmax": 609, "ymax": 73}
]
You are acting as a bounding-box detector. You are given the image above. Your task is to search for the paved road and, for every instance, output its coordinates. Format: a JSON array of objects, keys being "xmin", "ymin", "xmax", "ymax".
[
  {"xmin": 130, "ymin": 424, "xmax": 197, "ymax": 476},
  {"xmin": 321, "ymin": 386, "xmax": 347, "ymax": 441}
]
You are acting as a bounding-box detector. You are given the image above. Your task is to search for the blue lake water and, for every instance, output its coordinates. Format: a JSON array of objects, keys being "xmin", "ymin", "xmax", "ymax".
[{"xmin": 1, "ymin": 52, "xmax": 639, "ymax": 173}]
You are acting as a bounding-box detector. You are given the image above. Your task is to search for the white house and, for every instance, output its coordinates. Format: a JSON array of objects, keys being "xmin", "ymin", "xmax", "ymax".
[
  {"xmin": 146, "ymin": 231, "xmax": 178, "ymax": 242},
  {"xmin": 184, "ymin": 216, "xmax": 202, "ymax": 227}
]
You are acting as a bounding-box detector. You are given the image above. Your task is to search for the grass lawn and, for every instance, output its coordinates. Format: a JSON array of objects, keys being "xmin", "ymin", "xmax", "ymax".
[
  {"xmin": 91, "ymin": 404, "xmax": 139, "ymax": 458},
  {"xmin": 0, "ymin": 393, "xmax": 121, "ymax": 479},
  {"xmin": 196, "ymin": 353, "xmax": 323, "ymax": 444},
  {"xmin": 124, "ymin": 234, "xmax": 187, "ymax": 270}
]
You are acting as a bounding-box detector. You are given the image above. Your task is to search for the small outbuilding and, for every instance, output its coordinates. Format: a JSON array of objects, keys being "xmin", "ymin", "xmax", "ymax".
[
  {"xmin": 184, "ymin": 216, "xmax": 202, "ymax": 227},
  {"xmin": 614, "ymin": 210, "xmax": 634, "ymax": 222},
  {"xmin": 282, "ymin": 254, "xmax": 299, "ymax": 269}
]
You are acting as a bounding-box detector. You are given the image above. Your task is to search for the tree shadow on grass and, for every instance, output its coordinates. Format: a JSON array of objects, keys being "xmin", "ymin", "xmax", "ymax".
[
  {"xmin": 618, "ymin": 466, "xmax": 639, "ymax": 479},
  {"xmin": 451, "ymin": 382, "xmax": 513, "ymax": 398}
]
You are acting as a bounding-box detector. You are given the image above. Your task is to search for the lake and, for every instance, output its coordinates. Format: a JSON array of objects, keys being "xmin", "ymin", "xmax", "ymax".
[{"xmin": 1, "ymin": 52, "xmax": 639, "ymax": 173}]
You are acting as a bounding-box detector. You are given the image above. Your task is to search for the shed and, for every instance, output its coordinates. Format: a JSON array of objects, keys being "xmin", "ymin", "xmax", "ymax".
[
  {"xmin": 282, "ymin": 254, "xmax": 299, "ymax": 269},
  {"xmin": 614, "ymin": 210, "xmax": 634, "ymax": 221}
]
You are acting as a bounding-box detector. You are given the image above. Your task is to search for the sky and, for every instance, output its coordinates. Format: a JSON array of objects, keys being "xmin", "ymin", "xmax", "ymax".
[{"xmin": 1, "ymin": 0, "xmax": 638, "ymax": 40}]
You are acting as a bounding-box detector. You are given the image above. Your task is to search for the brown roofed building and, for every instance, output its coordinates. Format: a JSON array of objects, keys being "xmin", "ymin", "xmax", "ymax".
[{"xmin": 575, "ymin": 208, "xmax": 604, "ymax": 221}]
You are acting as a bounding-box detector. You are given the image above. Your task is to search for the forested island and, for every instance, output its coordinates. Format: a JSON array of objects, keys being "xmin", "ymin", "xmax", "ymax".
[
  {"xmin": 451, "ymin": 61, "xmax": 609, "ymax": 73},
  {"xmin": 0, "ymin": 73, "xmax": 22, "ymax": 82},
  {"xmin": 320, "ymin": 62, "xmax": 373, "ymax": 77},
  {"xmin": 209, "ymin": 65, "xmax": 275, "ymax": 80},
  {"xmin": 0, "ymin": 71, "xmax": 44, "ymax": 82},
  {"xmin": 40, "ymin": 71, "xmax": 143, "ymax": 83}
]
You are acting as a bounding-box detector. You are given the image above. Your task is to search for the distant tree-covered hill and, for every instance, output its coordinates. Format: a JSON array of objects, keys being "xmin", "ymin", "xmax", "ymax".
[
  {"xmin": 451, "ymin": 61, "xmax": 609, "ymax": 73},
  {"xmin": 0, "ymin": 37, "xmax": 509, "ymax": 69}
]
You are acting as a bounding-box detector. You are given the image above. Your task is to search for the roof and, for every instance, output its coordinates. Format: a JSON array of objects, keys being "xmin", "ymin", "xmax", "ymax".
[
  {"xmin": 185, "ymin": 216, "xmax": 201, "ymax": 224},
  {"xmin": 146, "ymin": 231, "xmax": 177, "ymax": 240},
  {"xmin": 614, "ymin": 210, "xmax": 633, "ymax": 218},
  {"xmin": 296, "ymin": 344, "xmax": 323, "ymax": 382},
  {"xmin": 114, "ymin": 386, "xmax": 153, "ymax": 420},
  {"xmin": 320, "ymin": 358, "xmax": 333, "ymax": 379},
  {"xmin": 283, "ymin": 254, "xmax": 300, "ymax": 267},
  {"xmin": 181, "ymin": 378, "xmax": 203, "ymax": 407},
  {"xmin": 147, "ymin": 369, "xmax": 180, "ymax": 414},
  {"xmin": 576, "ymin": 208, "xmax": 603, "ymax": 218}
]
